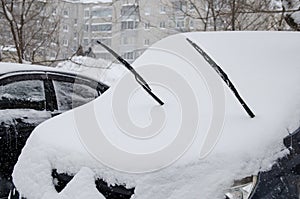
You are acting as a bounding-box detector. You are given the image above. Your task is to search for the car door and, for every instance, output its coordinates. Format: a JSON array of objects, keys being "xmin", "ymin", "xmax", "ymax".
[
  {"xmin": 0, "ymin": 71, "xmax": 52, "ymax": 197},
  {"xmin": 46, "ymin": 72, "xmax": 108, "ymax": 116}
]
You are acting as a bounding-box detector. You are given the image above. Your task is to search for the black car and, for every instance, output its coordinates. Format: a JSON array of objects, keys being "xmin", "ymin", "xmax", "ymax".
[
  {"xmin": 0, "ymin": 63, "xmax": 109, "ymax": 198},
  {"xmin": 225, "ymin": 127, "xmax": 300, "ymax": 199}
]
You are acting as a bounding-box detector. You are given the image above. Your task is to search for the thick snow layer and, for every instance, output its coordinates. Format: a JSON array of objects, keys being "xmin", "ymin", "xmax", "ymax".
[
  {"xmin": 56, "ymin": 56, "xmax": 125, "ymax": 86},
  {"xmin": 0, "ymin": 109, "xmax": 51, "ymax": 126},
  {"xmin": 43, "ymin": 167, "xmax": 106, "ymax": 199},
  {"xmin": 0, "ymin": 62, "xmax": 87, "ymax": 79},
  {"xmin": 13, "ymin": 32, "xmax": 300, "ymax": 199}
]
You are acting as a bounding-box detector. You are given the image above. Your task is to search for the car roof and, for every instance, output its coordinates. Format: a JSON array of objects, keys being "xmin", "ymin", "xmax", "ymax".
[{"xmin": 0, "ymin": 62, "xmax": 100, "ymax": 82}]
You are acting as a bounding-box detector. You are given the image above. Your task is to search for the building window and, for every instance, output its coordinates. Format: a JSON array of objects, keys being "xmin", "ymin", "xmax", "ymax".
[
  {"xmin": 52, "ymin": 8, "xmax": 57, "ymax": 15},
  {"xmin": 84, "ymin": 10, "xmax": 90, "ymax": 18},
  {"xmin": 63, "ymin": 10, "xmax": 69, "ymax": 17},
  {"xmin": 63, "ymin": 24, "xmax": 68, "ymax": 32},
  {"xmin": 91, "ymin": 24, "xmax": 112, "ymax": 32},
  {"xmin": 63, "ymin": 39, "xmax": 68, "ymax": 46},
  {"xmin": 121, "ymin": 5, "xmax": 139, "ymax": 16},
  {"xmin": 121, "ymin": 36, "xmax": 134, "ymax": 45},
  {"xmin": 144, "ymin": 39, "xmax": 150, "ymax": 46},
  {"xmin": 160, "ymin": 21, "xmax": 166, "ymax": 28},
  {"xmin": 73, "ymin": 45, "xmax": 77, "ymax": 52},
  {"xmin": 83, "ymin": 38, "xmax": 89, "ymax": 46},
  {"xmin": 144, "ymin": 7, "xmax": 151, "ymax": 15},
  {"xmin": 74, "ymin": 32, "xmax": 77, "ymax": 38},
  {"xmin": 173, "ymin": 1, "xmax": 187, "ymax": 11},
  {"xmin": 176, "ymin": 17, "xmax": 185, "ymax": 28},
  {"xmin": 160, "ymin": 5, "xmax": 166, "ymax": 13},
  {"xmin": 124, "ymin": 52, "xmax": 134, "ymax": 60},
  {"xmin": 63, "ymin": 54, "xmax": 68, "ymax": 59},
  {"xmin": 190, "ymin": 20, "xmax": 194, "ymax": 29},
  {"xmin": 144, "ymin": 22, "xmax": 150, "ymax": 29},
  {"xmin": 74, "ymin": 19, "xmax": 78, "ymax": 25},
  {"xmin": 92, "ymin": 8, "xmax": 112, "ymax": 18},
  {"xmin": 84, "ymin": 24, "xmax": 89, "ymax": 32},
  {"xmin": 50, "ymin": 52, "xmax": 56, "ymax": 58},
  {"xmin": 121, "ymin": 21, "xmax": 139, "ymax": 30}
]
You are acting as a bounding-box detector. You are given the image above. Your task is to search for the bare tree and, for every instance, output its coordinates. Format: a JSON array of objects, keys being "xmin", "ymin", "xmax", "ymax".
[
  {"xmin": 0, "ymin": 0, "xmax": 60, "ymax": 63},
  {"xmin": 282, "ymin": 0, "xmax": 300, "ymax": 30},
  {"xmin": 162, "ymin": 0, "xmax": 289, "ymax": 31}
]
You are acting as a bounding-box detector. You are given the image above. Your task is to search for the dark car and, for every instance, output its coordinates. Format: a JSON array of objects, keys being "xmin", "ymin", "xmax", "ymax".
[
  {"xmin": 0, "ymin": 63, "xmax": 109, "ymax": 198},
  {"xmin": 225, "ymin": 127, "xmax": 300, "ymax": 199}
]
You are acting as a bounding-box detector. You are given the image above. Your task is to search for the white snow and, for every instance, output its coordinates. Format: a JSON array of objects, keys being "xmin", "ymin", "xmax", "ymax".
[
  {"xmin": 1, "ymin": 45, "xmax": 17, "ymax": 52},
  {"xmin": 4, "ymin": 5, "xmax": 13, "ymax": 21},
  {"xmin": 12, "ymin": 32, "xmax": 300, "ymax": 199},
  {"xmin": 0, "ymin": 109, "xmax": 51, "ymax": 126},
  {"xmin": 0, "ymin": 62, "xmax": 85, "ymax": 78},
  {"xmin": 282, "ymin": 0, "xmax": 300, "ymax": 24},
  {"xmin": 56, "ymin": 56, "xmax": 125, "ymax": 86},
  {"xmin": 291, "ymin": 12, "xmax": 300, "ymax": 24},
  {"xmin": 43, "ymin": 167, "xmax": 106, "ymax": 199}
]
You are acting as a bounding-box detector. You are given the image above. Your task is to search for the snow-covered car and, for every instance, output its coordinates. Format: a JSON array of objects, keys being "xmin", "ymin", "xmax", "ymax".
[
  {"xmin": 0, "ymin": 63, "xmax": 109, "ymax": 198},
  {"xmin": 12, "ymin": 32, "xmax": 300, "ymax": 199}
]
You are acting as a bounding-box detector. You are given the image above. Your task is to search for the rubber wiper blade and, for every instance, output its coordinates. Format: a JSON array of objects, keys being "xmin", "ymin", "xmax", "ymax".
[
  {"xmin": 96, "ymin": 40, "xmax": 164, "ymax": 106},
  {"xmin": 186, "ymin": 37, "xmax": 255, "ymax": 118}
]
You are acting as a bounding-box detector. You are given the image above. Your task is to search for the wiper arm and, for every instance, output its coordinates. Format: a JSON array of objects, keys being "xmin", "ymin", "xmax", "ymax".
[
  {"xmin": 96, "ymin": 40, "xmax": 164, "ymax": 106},
  {"xmin": 186, "ymin": 38, "xmax": 255, "ymax": 118}
]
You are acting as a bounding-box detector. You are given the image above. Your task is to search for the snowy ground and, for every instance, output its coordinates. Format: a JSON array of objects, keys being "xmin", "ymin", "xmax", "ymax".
[{"xmin": 12, "ymin": 32, "xmax": 300, "ymax": 199}]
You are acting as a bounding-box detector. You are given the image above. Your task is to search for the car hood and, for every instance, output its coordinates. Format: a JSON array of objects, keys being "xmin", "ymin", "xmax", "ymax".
[{"xmin": 13, "ymin": 32, "xmax": 300, "ymax": 199}]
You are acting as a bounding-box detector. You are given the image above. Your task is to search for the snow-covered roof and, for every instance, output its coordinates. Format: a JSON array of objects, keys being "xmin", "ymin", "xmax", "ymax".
[
  {"xmin": 56, "ymin": 56, "xmax": 125, "ymax": 86},
  {"xmin": 0, "ymin": 62, "xmax": 99, "ymax": 82},
  {"xmin": 13, "ymin": 32, "xmax": 300, "ymax": 199}
]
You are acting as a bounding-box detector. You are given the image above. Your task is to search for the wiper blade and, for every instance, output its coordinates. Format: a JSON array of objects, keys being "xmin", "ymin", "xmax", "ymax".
[
  {"xmin": 96, "ymin": 40, "xmax": 164, "ymax": 106},
  {"xmin": 186, "ymin": 38, "xmax": 255, "ymax": 118}
]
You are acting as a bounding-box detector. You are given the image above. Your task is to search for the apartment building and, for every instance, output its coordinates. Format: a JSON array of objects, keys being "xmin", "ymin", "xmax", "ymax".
[
  {"xmin": 56, "ymin": 0, "xmax": 198, "ymax": 62},
  {"xmin": 0, "ymin": 0, "xmax": 284, "ymax": 63},
  {"xmin": 111, "ymin": 0, "xmax": 199, "ymax": 62},
  {"xmin": 54, "ymin": 0, "xmax": 113, "ymax": 60}
]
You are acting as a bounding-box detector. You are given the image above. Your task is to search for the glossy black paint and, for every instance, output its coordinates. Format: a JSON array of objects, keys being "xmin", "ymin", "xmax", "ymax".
[
  {"xmin": 52, "ymin": 169, "xmax": 135, "ymax": 199},
  {"xmin": 250, "ymin": 127, "xmax": 300, "ymax": 199}
]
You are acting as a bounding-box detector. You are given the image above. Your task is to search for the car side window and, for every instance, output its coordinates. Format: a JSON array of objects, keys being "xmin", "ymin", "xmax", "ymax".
[
  {"xmin": 52, "ymin": 78, "xmax": 99, "ymax": 111},
  {"xmin": 0, "ymin": 79, "xmax": 46, "ymax": 110}
]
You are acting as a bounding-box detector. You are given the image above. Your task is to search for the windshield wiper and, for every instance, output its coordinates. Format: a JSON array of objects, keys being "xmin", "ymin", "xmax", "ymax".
[
  {"xmin": 186, "ymin": 38, "xmax": 255, "ymax": 118},
  {"xmin": 96, "ymin": 40, "xmax": 164, "ymax": 106}
]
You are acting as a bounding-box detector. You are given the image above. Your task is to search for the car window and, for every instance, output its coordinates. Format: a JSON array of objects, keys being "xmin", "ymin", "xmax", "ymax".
[
  {"xmin": 0, "ymin": 79, "xmax": 46, "ymax": 110},
  {"xmin": 53, "ymin": 79, "xmax": 99, "ymax": 111}
]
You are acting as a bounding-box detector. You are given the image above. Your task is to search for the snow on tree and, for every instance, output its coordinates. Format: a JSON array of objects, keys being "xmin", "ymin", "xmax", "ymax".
[
  {"xmin": 0, "ymin": 0, "xmax": 60, "ymax": 63},
  {"xmin": 282, "ymin": 0, "xmax": 300, "ymax": 30}
]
